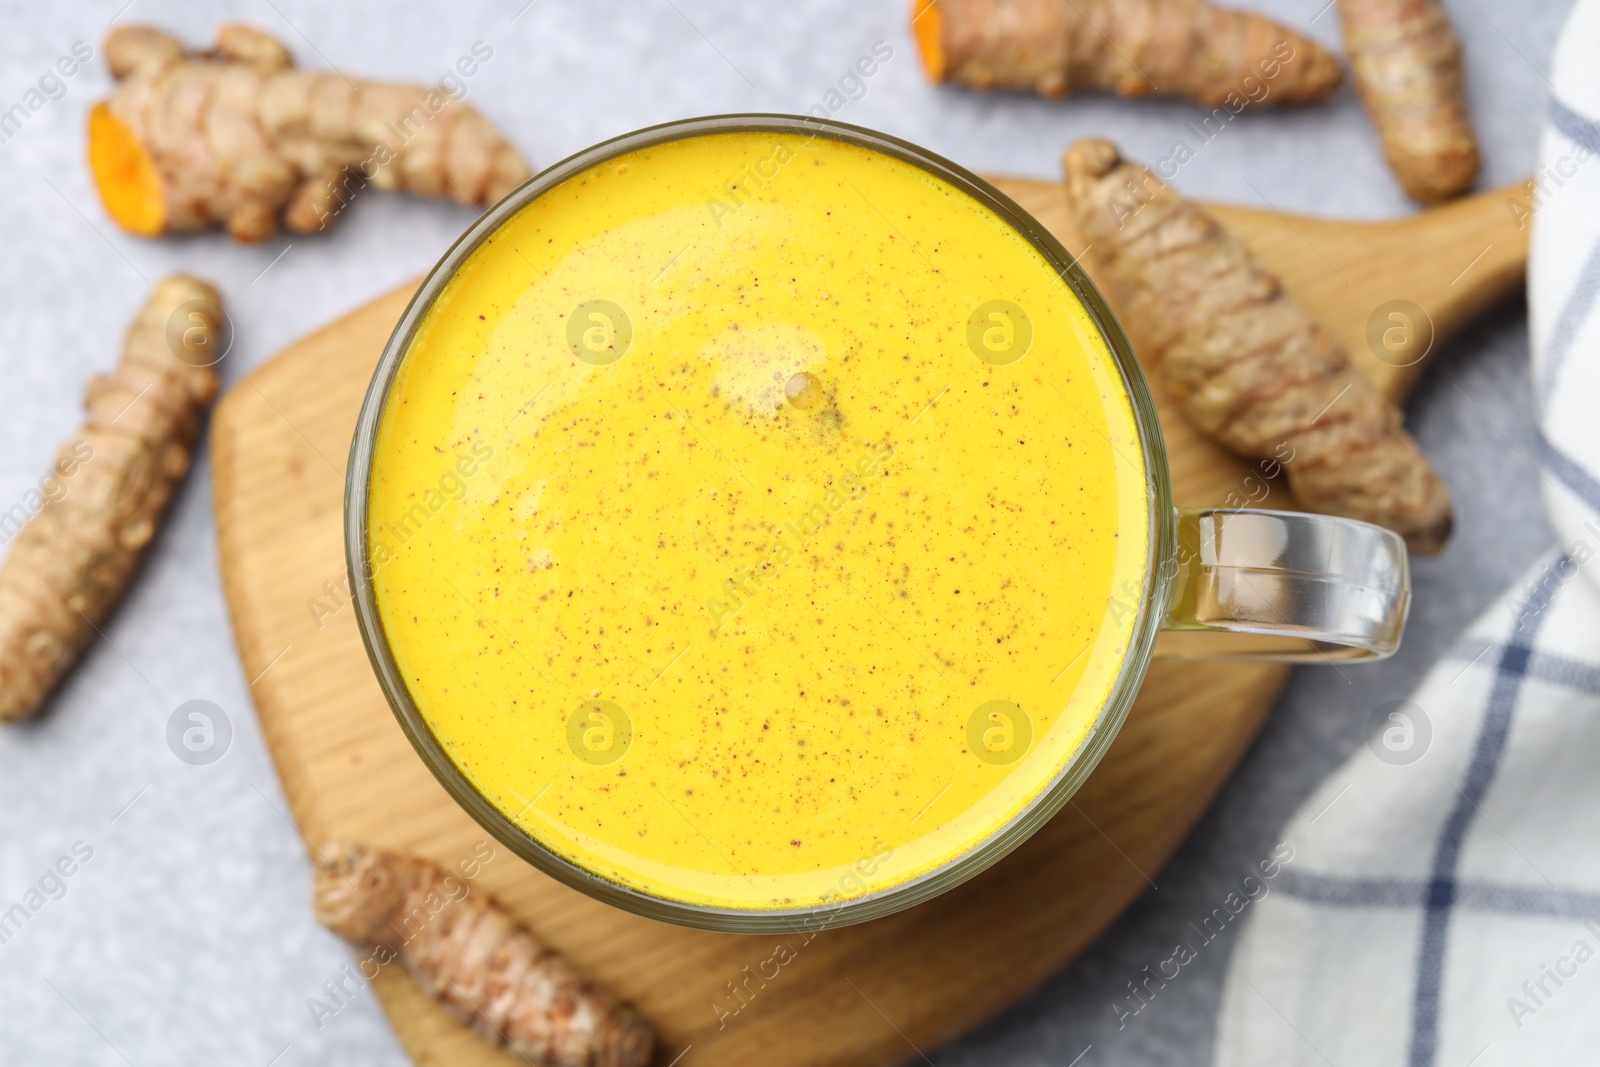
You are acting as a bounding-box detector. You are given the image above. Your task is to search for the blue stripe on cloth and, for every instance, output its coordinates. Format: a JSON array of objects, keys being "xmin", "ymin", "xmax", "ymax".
[
  {"xmin": 1408, "ymin": 574, "xmax": 1559, "ymax": 1067},
  {"xmin": 1277, "ymin": 869, "xmax": 1600, "ymax": 921},
  {"xmin": 1537, "ymin": 429, "xmax": 1600, "ymax": 516},
  {"xmin": 1535, "ymin": 235, "xmax": 1600, "ymax": 411},
  {"xmin": 1460, "ymin": 883, "xmax": 1600, "ymax": 921},
  {"xmin": 1277, "ymin": 870, "xmax": 1425, "ymax": 907},
  {"xmin": 1534, "ymin": 99, "xmax": 1600, "ymax": 417},
  {"xmin": 1445, "ymin": 639, "xmax": 1600, "ymax": 695},
  {"xmin": 1549, "ymin": 96, "xmax": 1600, "ymax": 155}
]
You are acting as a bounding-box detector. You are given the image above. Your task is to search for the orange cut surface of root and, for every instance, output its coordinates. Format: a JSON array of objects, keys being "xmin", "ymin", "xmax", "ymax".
[
  {"xmin": 88, "ymin": 103, "xmax": 165, "ymax": 237},
  {"xmin": 912, "ymin": 0, "xmax": 947, "ymax": 80}
]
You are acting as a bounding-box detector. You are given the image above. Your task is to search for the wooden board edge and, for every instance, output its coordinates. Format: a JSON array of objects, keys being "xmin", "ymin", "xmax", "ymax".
[
  {"xmin": 211, "ymin": 379, "xmax": 326, "ymax": 837},
  {"xmin": 210, "ymin": 282, "xmax": 419, "ymax": 838}
]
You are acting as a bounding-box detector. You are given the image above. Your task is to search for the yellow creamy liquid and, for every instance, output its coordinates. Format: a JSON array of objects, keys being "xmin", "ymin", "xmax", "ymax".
[{"xmin": 368, "ymin": 130, "xmax": 1149, "ymax": 911}]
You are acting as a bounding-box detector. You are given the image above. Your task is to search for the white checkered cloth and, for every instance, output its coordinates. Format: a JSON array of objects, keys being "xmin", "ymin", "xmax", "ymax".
[{"xmin": 1213, "ymin": 6, "xmax": 1600, "ymax": 1066}]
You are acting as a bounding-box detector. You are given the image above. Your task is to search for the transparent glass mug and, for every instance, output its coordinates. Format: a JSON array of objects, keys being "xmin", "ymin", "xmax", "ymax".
[{"xmin": 346, "ymin": 115, "xmax": 1409, "ymax": 933}]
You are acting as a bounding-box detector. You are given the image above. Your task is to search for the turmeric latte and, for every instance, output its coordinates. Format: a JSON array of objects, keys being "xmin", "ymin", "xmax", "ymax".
[{"xmin": 367, "ymin": 130, "xmax": 1150, "ymax": 911}]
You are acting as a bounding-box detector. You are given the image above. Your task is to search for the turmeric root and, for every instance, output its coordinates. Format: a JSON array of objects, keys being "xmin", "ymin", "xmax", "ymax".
[
  {"xmin": 1340, "ymin": 0, "xmax": 1480, "ymax": 203},
  {"xmin": 0, "ymin": 276, "xmax": 224, "ymax": 722},
  {"xmin": 89, "ymin": 24, "xmax": 532, "ymax": 242},
  {"xmin": 313, "ymin": 841, "xmax": 653, "ymax": 1067},
  {"xmin": 1062, "ymin": 140, "xmax": 1452, "ymax": 553},
  {"xmin": 912, "ymin": 0, "xmax": 1342, "ymax": 108}
]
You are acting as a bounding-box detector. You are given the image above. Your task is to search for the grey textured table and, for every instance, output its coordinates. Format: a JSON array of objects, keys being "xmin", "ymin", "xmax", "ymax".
[{"xmin": 0, "ymin": 1, "xmax": 1570, "ymax": 1063}]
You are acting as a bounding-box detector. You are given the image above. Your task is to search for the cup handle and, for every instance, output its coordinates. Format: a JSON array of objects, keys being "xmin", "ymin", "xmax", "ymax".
[{"xmin": 1154, "ymin": 508, "xmax": 1411, "ymax": 662}]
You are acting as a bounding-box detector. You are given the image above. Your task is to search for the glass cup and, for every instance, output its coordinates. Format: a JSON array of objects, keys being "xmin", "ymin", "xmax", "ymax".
[{"xmin": 346, "ymin": 115, "xmax": 1409, "ymax": 932}]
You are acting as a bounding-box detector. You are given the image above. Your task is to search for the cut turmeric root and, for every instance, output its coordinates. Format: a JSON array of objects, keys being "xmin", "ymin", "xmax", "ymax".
[
  {"xmin": 1340, "ymin": 0, "xmax": 1480, "ymax": 203},
  {"xmin": 88, "ymin": 102, "xmax": 166, "ymax": 237},
  {"xmin": 88, "ymin": 24, "xmax": 532, "ymax": 242},
  {"xmin": 314, "ymin": 841, "xmax": 654, "ymax": 1067},
  {"xmin": 1062, "ymin": 140, "xmax": 1452, "ymax": 553},
  {"xmin": 912, "ymin": 0, "xmax": 1343, "ymax": 108},
  {"xmin": 0, "ymin": 276, "xmax": 225, "ymax": 722}
]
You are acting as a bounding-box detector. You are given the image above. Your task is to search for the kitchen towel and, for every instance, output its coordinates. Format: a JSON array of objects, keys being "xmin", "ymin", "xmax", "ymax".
[{"xmin": 1213, "ymin": 3, "xmax": 1600, "ymax": 1066}]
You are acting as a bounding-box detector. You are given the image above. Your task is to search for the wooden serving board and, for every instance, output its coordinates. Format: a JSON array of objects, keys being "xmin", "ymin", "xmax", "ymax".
[{"xmin": 213, "ymin": 175, "xmax": 1527, "ymax": 1066}]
